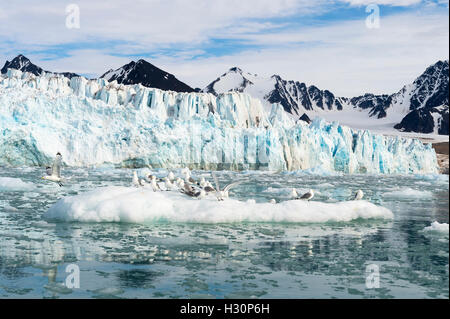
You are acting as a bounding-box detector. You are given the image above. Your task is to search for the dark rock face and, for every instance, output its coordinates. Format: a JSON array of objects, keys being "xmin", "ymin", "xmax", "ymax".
[
  {"xmin": 203, "ymin": 67, "xmax": 254, "ymax": 95},
  {"xmin": 394, "ymin": 109, "xmax": 435, "ymax": 134},
  {"xmin": 349, "ymin": 94, "xmax": 391, "ymax": 119},
  {"xmin": 100, "ymin": 59, "xmax": 195, "ymax": 93},
  {"xmin": 299, "ymin": 113, "xmax": 312, "ymax": 124},
  {"xmin": 265, "ymin": 75, "xmax": 343, "ymax": 115},
  {"xmin": 393, "ymin": 60, "xmax": 449, "ymax": 135},
  {"xmin": 1, "ymin": 55, "xmax": 79, "ymax": 79}
]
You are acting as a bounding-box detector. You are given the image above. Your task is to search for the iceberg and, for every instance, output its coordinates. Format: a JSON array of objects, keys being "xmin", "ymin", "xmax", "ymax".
[
  {"xmin": 43, "ymin": 186, "xmax": 394, "ymax": 224},
  {"xmin": 0, "ymin": 69, "xmax": 438, "ymax": 174}
]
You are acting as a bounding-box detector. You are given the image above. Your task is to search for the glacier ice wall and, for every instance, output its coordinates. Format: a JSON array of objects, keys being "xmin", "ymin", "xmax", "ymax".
[{"xmin": 0, "ymin": 69, "xmax": 438, "ymax": 174}]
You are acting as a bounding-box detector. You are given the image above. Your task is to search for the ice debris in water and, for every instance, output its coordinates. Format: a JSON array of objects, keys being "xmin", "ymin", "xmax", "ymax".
[{"xmin": 423, "ymin": 221, "xmax": 449, "ymax": 234}]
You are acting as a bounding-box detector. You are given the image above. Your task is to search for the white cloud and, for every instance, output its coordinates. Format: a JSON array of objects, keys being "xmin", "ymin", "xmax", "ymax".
[
  {"xmin": 152, "ymin": 12, "xmax": 450, "ymax": 96},
  {"xmin": 0, "ymin": 1, "xmax": 448, "ymax": 96},
  {"xmin": 0, "ymin": 0, "xmax": 324, "ymax": 47}
]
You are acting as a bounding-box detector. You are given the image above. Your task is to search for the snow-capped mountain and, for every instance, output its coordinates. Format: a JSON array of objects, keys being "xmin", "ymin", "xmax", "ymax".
[
  {"xmin": 203, "ymin": 67, "xmax": 344, "ymax": 115},
  {"xmin": 1, "ymin": 55, "xmax": 79, "ymax": 79},
  {"xmin": 100, "ymin": 59, "xmax": 195, "ymax": 93},
  {"xmin": 204, "ymin": 60, "xmax": 449, "ymax": 135},
  {"xmin": 393, "ymin": 60, "xmax": 449, "ymax": 135}
]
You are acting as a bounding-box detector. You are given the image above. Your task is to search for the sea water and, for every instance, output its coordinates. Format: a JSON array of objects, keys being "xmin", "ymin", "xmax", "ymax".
[{"xmin": 0, "ymin": 167, "xmax": 448, "ymax": 298}]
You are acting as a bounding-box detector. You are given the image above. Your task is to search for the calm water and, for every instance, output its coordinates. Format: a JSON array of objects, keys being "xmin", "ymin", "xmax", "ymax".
[{"xmin": 0, "ymin": 167, "xmax": 448, "ymax": 298}]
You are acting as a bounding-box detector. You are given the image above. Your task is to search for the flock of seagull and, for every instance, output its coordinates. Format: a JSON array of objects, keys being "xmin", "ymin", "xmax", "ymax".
[
  {"xmin": 131, "ymin": 167, "xmax": 243, "ymax": 201},
  {"xmin": 41, "ymin": 152, "xmax": 365, "ymax": 203}
]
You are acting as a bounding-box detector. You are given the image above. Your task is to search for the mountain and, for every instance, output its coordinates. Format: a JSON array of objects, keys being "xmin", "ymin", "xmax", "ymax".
[
  {"xmin": 100, "ymin": 59, "xmax": 195, "ymax": 93},
  {"xmin": 203, "ymin": 67, "xmax": 345, "ymax": 115},
  {"xmin": 393, "ymin": 60, "xmax": 449, "ymax": 135},
  {"xmin": 1, "ymin": 54, "xmax": 79, "ymax": 79},
  {"xmin": 204, "ymin": 61, "xmax": 449, "ymax": 135}
]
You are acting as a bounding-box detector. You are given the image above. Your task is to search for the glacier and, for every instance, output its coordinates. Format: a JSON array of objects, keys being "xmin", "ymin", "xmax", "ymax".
[{"xmin": 0, "ymin": 69, "xmax": 438, "ymax": 174}]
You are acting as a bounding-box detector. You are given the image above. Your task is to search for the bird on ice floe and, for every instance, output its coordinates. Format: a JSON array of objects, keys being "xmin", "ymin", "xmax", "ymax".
[
  {"xmin": 132, "ymin": 171, "xmax": 147, "ymax": 187},
  {"xmin": 269, "ymin": 199, "xmax": 276, "ymax": 204},
  {"xmin": 199, "ymin": 177, "xmax": 207, "ymax": 188},
  {"xmin": 175, "ymin": 177, "xmax": 185, "ymax": 188},
  {"xmin": 164, "ymin": 177, "xmax": 176, "ymax": 191},
  {"xmin": 298, "ymin": 189, "xmax": 314, "ymax": 201},
  {"xmin": 353, "ymin": 189, "xmax": 364, "ymax": 200},
  {"xmin": 167, "ymin": 171, "xmax": 175, "ymax": 182},
  {"xmin": 149, "ymin": 175, "xmax": 161, "ymax": 192},
  {"xmin": 291, "ymin": 188, "xmax": 299, "ymax": 199},
  {"xmin": 42, "ymin": 152, "xmax": 64, "ymax": 187},
  {"xmin": 183, "ymin": 169, "xmax": 197, "ymax": 185},
  {"xmin": 212, "ymin": 172, "xmax": 242, "ymax": 201},
  {"xmin": 180, "ymin": 183, "xmax": 205, "ymax": 199},
  {"xmin": 203, "ymin": 181, "xmax": 216, "ymax": 194},
  {"xmin": 132, "ymin": 171, "xmax": 140, "ymax": 187}
]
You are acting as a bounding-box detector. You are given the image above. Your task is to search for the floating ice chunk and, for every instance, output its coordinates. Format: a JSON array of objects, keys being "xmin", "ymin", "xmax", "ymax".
[
  {"xmin": 44, "ymin": 186, "xmax": 394, "ymax": 224},
  {"xmin": 383, "ymin": 187, "xmax": 432, "ymax": 199},
  {"xmin": 423, "ymin": 221, "xmax": 449, "ymax": 234},
  {"xmin": 0, "ymin": 177, "xmax": 35, "ymax": 191}
]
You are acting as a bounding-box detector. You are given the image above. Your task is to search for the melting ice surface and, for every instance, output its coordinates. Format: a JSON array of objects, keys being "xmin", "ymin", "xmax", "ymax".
[
  {"xmin": 0, "ymin": 167, "xmax": 448, "ymax": 298},
  {"xmin": 0, "ymin": 69, "xmax": 438, "ymax": 173}
]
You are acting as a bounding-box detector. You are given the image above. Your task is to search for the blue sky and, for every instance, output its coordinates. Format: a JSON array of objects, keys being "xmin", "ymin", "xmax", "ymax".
[{"xmin": 0, "ymin": 0, "xmax": 448, "ymax": 96}]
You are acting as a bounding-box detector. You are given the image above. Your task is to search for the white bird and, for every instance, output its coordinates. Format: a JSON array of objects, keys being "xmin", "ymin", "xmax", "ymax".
[
  {"xmin": 164, "ymin": 177, "xmax": 175, "ymax": 191},
  {"xmin": 180, "ymin": 183, "xmax": 205, "ymax": 199},
  {"xmin": 167, "ymin": 171, "xmax": 175, "ymax": 181},
  {"xmin": 183, "ymin": 170, "xmax": 197, "ymax": 185},
  {"xmin": 175, "ymin": 177, "xmax": 184, "ymax": 188},
  {"xmin": 298, "ymin": 189, "xmax": 314, "ymax": 201},
  {"xmin": 291, "ymin": 188, "xmax": 299, "ymax": 199},
  {"xmin": 269, "ymin": 199, "xmax": 276, "ymax": 204},
  {"xmin": 42, "ymin": 152, "xmax": 64, "ymax": 187},
  {"xmin": 212, "ymin": 173, "xmax": 242, "ymax": 201},
  {"xmin": 353, "ymin": 189, "xmax": 364, "ymax": 200},
  {"xmin": 132, "ymin": 171, "xmax": 140, "ymax": 187},
  {"xmin": 203, "ymin": 181, "xmax": 216, "ymax": 194},
  {"xmin": 199, "ymin": 177, "xmax": 207, "ymax": 188},
  {"xmin": 150, "ymin": 175, "xmax": 160, "ymax": 192}
]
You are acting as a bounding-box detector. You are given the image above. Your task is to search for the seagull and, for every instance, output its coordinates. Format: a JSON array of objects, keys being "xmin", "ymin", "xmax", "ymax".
[
  {"xmin": 298, "ymin": 189, "xmax": 314, "ymax": 201},
  {"xmin": 212, "ymin": 173, "xmax": 242, "ymax": 201},
  {"xmin": 203, "ymin": 181, "xmax": 216, "ymax": 194},
  {"xmin": 132, "ymin": 171, "xmax": 140, "ymax": 187},
  {"xmin": 353, "ymin": 189, "xmax": 364, "ymax": 200},
  {"xmin": 269, "ymin": 199, "xmax": 276, "ymax": 204},
  {"xmin": 291, "ymin": 188, "xmax": 299, "ymax": 199},
  {"xmin": 167, "ymin": 171, "xmax": 175, "ymax": 182},
  {"xmin": 180, "ymin": 183, "xmax": 205, "ymax": 199},
  {"xmin": 41, "ymin": 152, "xmax": 63, "ymax": 187},
  {"xmin": 199, "ymin": 177, "xmax": 207, "ymax": 188},
  {"xmin": 150, "ymin": 175, "xmax": 161, "ymax": 192},
  {"xmin": 183, "ymin": 170, "xmax": 197, "ymax": 185},
  {"xmin": 175, "ymin": 177, "xmax": 185, "ymax": 189},
  {"xmin": 164, "ymin": 177, "xmax": 176, "ymax": 191}
]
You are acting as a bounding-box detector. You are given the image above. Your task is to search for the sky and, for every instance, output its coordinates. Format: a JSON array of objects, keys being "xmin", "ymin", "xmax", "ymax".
[{"xmin": 0, "ymin": 0, "xmax": 448, "ymax": 96}]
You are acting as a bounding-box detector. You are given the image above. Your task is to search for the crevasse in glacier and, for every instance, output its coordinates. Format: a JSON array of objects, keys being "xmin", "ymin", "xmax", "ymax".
[{"xmin": 0, "ymin": 69, "xmax": 438, "ymax": 173}]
